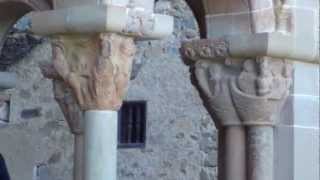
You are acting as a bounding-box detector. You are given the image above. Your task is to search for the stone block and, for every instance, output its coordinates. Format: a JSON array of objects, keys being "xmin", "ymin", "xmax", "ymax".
[
  {"xmin": 293, "ymin": 61, "xmax": 319, "ymax": 96},
  {"xmin": 293, "ymin": 95, "xmax": 319, "ymax": 127},
  {"xmin": 293, "ymin": 126, "xmax": 319, "ymax": 180},
  {"xmin": 275, "ymin": 125, "xmax": 319, "ymax": 180},
  {"xmin": 203, "ymin": 0, "xmax": 250, "ymax": 14}
]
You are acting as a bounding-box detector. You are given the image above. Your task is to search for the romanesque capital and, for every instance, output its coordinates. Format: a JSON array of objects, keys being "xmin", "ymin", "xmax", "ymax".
[
  {"xmin": 40, "ymin": 33, "xmax": 135, "ymax": 133},
  {"xmin": 181, "ymin": 39, "xmax": 293, "ymax": 127},
  {"xmin": 40, "ymin": 62, "xmax": 84, "ymax": 134},
  {"xmin": 33, "ymin": 0, "xmax": 173, "ymax": 138},
  {"xmin": 45, "ymin": 33, "xmax": 136, "ymax": 111}
]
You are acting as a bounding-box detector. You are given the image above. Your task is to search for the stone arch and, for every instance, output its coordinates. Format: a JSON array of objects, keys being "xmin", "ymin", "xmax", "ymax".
[
  {"xmin": 0, "ymin": 0, "xmax": 51, "ymax": 51},
  {"xmin": 184, "ymin": 0, "xmax": 207, "ymax": 38}
]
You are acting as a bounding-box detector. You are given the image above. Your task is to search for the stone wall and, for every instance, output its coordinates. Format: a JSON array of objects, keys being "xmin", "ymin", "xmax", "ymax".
[{"xmin": 0, "ymin": 0, "xmax": 217, "ymax": 180}]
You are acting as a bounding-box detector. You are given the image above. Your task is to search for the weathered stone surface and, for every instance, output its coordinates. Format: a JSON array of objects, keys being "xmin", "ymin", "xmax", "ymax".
[
  {"xmin": 40, "ymin": 63, "xmax": 84, "ymax": 135},
  {"xmin": 0, "ymin": 29, "xmax": 42, "ymax": 70},
  {"xmin": 181, "ymin": 39, "xmax": 293, "ymax": 126},
  {"xmin": 247, "ymin": 126, "xmax": 274, "ymax": 180},
  {"xmin": 0, "ymin": 41, "xmax": 73, "ymax": 180},
  {"xmin": 200, "ymin": 168, "xmax": 217, "ymax": 180},
  {"xmin": 39, "ymin": 32, "xmax": 136, "ymax": 138},
  {"xmin": 50, "ymin": 33, "xmax": 136, "ymax": 111}
]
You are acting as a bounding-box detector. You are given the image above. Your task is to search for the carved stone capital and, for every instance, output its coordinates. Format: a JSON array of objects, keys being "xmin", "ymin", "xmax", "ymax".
[
  {"xmin": 53, "ymin": 33, "xmax": 135, "ymax": 111},
  {"xmin": 43, "ymin": 33, "xmax": 136, "ymax": 112},
  {"xmin": 55, "ymin": 80, "xmax": 84, "ymax": 135},
  {"xmin": 40, "ymin": 62, "xmax": 84, "ymax": 135},
  {"xmin": 40, "ymin": 33, "xmax": 136, "ymax": 133},
  {"xmin": 181, "ymin": 40, "xmax": 293, "ymax": 127}
]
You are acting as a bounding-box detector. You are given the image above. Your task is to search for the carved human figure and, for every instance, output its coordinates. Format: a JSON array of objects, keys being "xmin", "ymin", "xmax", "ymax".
[{"xmin": 181, "ymin": 39, "xmax": 293, "ymax": 126}]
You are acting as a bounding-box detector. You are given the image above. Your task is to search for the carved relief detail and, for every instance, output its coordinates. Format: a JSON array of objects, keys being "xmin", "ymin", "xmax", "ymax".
[
  {"xmin": 182, "ymin": 40, "xmax": 293, "ymax": 127},
  {"xmin": 40, "ymin": 33, "xmax": 136, "ymax": 132},
  {"xmin": 49, "ymin": 33, "xmax": 136, "ymax": 111},
  {"xmin": 40, "ymin": 63, "xmax": 84, "ymax": 134},
  {"xmin": 181, "ymin": 38, "xmax": 229, "ymax": 61}
]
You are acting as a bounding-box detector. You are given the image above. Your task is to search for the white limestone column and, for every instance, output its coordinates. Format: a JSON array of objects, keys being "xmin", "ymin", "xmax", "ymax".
[
  {"xmin": 84, "ymin": 111, "xmax": 118, "ymax": 180},
  {"xmin": 2, "ymin": 1, "xmax": 172, "ymax": 180}
]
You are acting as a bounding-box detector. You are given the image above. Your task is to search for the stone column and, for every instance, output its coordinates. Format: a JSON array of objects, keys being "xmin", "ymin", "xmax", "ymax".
[
  {"xmin": 31, "ymin": 1, "xmax": 173, "ymax": 180},
  {"xmin": 181, "ymin": 40, "xmax": 293, "ymax": 180},
  {"xmin": 41, "ymin": 33, "xmax": 133, "ymax": 180},
  {"xmin": 182, "ymin": 1, "xmax": 319, "ymax": 180}
]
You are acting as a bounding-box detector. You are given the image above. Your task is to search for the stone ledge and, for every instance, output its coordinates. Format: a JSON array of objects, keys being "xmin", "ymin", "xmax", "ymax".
[
  {"xmin": 182, "ymin": 32, "xmax": 319, "ymax": 63},
  {"xmin": 29, "ymin": 4, "xmax": 174, "ymax": 39},
  {"xmin": 228, "ymin": 33, "xmax": 319, "ymax": 63}
]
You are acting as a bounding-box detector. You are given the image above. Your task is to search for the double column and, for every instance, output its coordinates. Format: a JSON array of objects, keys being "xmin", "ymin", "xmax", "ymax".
[
  {"xmin": 181, "ymin": 40, "xmax": 293, "ymax": 180},
  {"xmin": 31, "ymin": 1, "xmax": 173, "ymax": 180},
  {"xmin": 181, "ymin": 1, "xmax": 319, "ymax": 180}
]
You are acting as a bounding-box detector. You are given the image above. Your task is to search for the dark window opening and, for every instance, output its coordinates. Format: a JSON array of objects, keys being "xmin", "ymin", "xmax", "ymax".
[
  {"xmin": 0, "ymin": 97, "xmax": 10, "ymax": 125},
  {"xmin": 118, "ymin": 101, "xmax": 147, "ymax": 148},
  {"xmin": 21, "ymin": 108, "xmax": 42, "ymax": 119}
]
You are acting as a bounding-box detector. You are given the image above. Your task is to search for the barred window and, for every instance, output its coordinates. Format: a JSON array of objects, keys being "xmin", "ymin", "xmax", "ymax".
[
  {"xmin": 118, "ymin": 101, "xmax": 147, "ymax": 148},
  {"xmin": 0, "ymin": 96, "xmax": 10, "ymax": 126}
]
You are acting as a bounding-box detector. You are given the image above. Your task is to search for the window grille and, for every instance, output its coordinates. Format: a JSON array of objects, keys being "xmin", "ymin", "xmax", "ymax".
[
  {"xmin": 0, "ymin": 95, "xmax": 10, "ymax": 125},
  {"xmin": 118, "ymin": 101, "xmax": 147, "ymax": 148}
]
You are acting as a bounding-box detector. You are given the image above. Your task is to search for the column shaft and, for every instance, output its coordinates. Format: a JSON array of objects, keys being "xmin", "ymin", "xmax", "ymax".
[
  {"xmin": 247, "ymin": 126, "xmax": 274, "ymax": 180},
  {"xmin": 84, "ymin": 111, "xmax": 118, "ymax": 180},
  {"xmin": 74, "ymin": 134, "xmax": 84, "ymax": 180},
  {"xmin": 219, "ymin": 126, "xmax": 246, "ymax": 180}
]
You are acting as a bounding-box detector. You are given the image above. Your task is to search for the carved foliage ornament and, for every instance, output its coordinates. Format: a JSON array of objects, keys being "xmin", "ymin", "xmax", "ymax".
[
  {"xmin": 40, "ymin": 61, "xmax": 83, "ymax": 134},
  {"xmin": 41, "ymin": 33, "xmax": 135, "ymax": 133},
  {"xmin": 182, "ymin": 38, "xmax": 229, "ymax": 62},
  {"xmin": 43, "ymin": 33, "xmax": 136, "ymax": 113},
  {"xmin": 181, "ymin": 40, "xmax": 293, "ymax": 127},
  {"xmin": 53, "ymin": 33, "xmax": 136, "ymax": 111}
]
